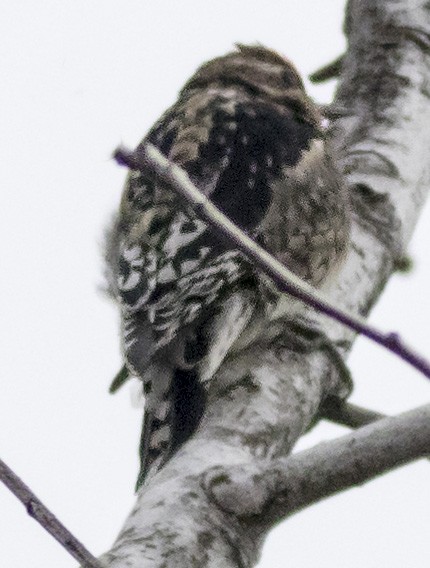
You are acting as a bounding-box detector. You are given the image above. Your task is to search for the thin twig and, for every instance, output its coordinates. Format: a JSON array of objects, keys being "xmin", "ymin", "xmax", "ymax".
[
  {"xmin": 321, "ymin": 398, "xmax": 385, "ymax": 428},
  {"xmin": 113, "ymin": 143, "xmax": 430, "ymax": 381},
  {"xmin": 309, "ymin": 54, "xmax": 345, "ymax": 83},
  {"xmin": 321, "ymin": 399, "xmax": 430, "ymax": 462},
  {"xmin": 0, "ymin": 458, "xmax": 103, "ymax": 568}
]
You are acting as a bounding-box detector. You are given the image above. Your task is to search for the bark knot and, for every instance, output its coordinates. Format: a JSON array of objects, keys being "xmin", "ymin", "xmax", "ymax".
[{"xmin": 201, "ymin": 464, "xmax": 273, "ymax": 518}]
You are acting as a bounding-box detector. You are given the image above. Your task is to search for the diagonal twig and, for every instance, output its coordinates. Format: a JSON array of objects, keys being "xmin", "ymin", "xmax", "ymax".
[
  {"xmin": 309, "ymin": 53, "xmax": 345, "ymax": 83},
  {"xmin": 113, "ymin": 143, "xmax": 430, "ymax": 382},
  {"xmin": 0, "ymin": 458, "xmax": 104, "ymax": 568}
]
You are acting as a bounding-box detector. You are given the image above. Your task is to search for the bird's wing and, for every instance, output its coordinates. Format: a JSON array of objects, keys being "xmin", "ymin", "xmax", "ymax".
[{"xmin": 116, "ymin": 90, "xmax": 318, "ymax": 374}]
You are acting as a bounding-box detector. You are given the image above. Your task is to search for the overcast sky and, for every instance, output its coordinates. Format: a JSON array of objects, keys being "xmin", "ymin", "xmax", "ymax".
[{"xmin": 1, "ymin": 1, "xmax": 429, "ymax": 567}]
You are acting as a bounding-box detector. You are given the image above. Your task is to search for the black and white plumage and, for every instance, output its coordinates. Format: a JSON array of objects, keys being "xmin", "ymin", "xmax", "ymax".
[{"xmin": 105, "ymin": 44, "xmax": 350, "ymax": 489}]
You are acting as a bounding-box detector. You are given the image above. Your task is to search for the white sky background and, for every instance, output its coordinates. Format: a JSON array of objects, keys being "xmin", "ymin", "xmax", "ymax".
[{"xmin": 1, "ymin": 1, "xmax": 429, "ymax": 566}]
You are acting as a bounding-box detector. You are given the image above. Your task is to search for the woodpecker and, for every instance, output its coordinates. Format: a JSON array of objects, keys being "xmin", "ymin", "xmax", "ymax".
[{"xmin": 105, "ymin": 44, "xmax": 350, "ymax": 489}]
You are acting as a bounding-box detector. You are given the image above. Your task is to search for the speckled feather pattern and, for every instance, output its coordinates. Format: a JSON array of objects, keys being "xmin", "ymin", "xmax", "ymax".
[{"xmin": 105, "ymin": 45, "xmax": 350, "ymax": 488}]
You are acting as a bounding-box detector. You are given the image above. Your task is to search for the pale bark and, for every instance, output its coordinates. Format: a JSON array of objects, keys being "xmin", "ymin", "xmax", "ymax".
[
  {"xmin": 204, "ymin": 404, "xmax": 430, "ymax": 524},
  {"xmin": 98, "ymin": 1, "xmax": 430, "ymax": 566}
]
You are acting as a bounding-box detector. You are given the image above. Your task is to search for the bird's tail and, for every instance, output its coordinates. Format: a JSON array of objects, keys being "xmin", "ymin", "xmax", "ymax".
[{"xmin": 135, "ymin": 365, "xmax": 206, "ymax": 491}]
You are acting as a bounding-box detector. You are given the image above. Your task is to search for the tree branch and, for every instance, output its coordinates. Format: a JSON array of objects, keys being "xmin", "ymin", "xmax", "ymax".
[
  {"xmin": 0, "ymin": 458, "xmax": 104, "ymax": 568},
  {"xmin": 204, "ymin": 404, "xmax": 430, "ymax": 522},
  {"xmin": 321, "ymin": 400, "xmax": 429, "ymax": 465}
]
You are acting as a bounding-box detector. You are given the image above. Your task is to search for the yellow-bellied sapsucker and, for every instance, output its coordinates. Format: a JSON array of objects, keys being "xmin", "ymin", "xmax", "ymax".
[{"xmin": 105, "ymin": 44, "xmax": 350, "ymax": 489}]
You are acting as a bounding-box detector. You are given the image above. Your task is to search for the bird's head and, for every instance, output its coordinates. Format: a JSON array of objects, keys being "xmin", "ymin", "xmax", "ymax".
[{"xmin": 181, "ymin": 44, "xmax": 321, "ymax": 127}]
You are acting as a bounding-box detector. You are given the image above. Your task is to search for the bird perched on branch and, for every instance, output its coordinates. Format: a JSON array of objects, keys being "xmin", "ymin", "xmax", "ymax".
[{"xmin": 105, "ymin": 44, "xmax": 350, "ymax": 489}]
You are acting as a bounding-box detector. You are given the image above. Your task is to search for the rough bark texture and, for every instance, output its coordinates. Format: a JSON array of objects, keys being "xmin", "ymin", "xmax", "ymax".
[
  {"xmin": 98, "ymin": 1, "xmax": 430, "ymax": 566},
  {"xmin": 204, "ymin": 404, "xmax": 430, "ymax": 527}
]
